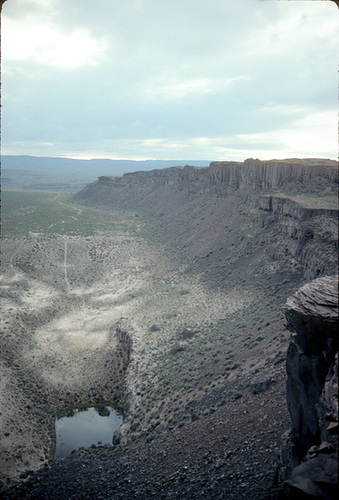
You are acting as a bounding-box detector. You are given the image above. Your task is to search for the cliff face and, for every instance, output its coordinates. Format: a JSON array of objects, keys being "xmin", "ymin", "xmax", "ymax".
[
  {"xmin": 257, "ymin": 196, "xmax": 338, "ymax": 220},
  {"xmin": 209, "ymin": 158, "xmax": 338, "ymax": 191},
  {"xmin": 283, "ymin": 276, "xmax": 338, "ymax": 499},
  {"xmin": 81, "ymin": 158, "xmax": 338, "ymax": 207},
  {"xmin": 93, "ymin": 158, "xmax": 337, "ymax": 193},
  {"xmin": 75, "ymin": 158, "xmax": 338, "ymax": 286}
]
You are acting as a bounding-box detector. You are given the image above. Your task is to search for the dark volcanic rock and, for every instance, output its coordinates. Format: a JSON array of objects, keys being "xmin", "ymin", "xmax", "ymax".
[
  {"xmin": 284, "ymin": 275, "xmax": 338, "ymax": 354},
  {"xmin": 2, "ymin": 376, "xmax": 291, "ymax": 500},
  {"xmin": 77, "ymin": 158, "xmax": 338, "ymax": 202},
  {"xmin": 284, "ymin": 451, "xmax": 338, "ymax": 500},
  {"xmin": 251, "ymin": 376, "xmax": 276, "ymax": 395},
  {"xmin": 282, "ymin": 275, "xmax": 338, "ymax": 498},
  {"xmin": 75, "ymin": 159, "xmax": 338, "ymax": 287}
]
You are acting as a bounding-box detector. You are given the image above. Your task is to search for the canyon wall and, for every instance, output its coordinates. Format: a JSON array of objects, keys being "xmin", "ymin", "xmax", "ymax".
[
  {"xmin": 257, "ymin": 196, "xmax": 338, "ymax": 220},
  {"xmin": 209, "ymin": 158, "xmax": 338, "ymax": 191},
  {"xmin": 74, "ymin": 158, "xmax": 338, "ymax": 497},
  {"xmin": 282, "ymin": 276, "xmax": 338, "ymax": 499},
  {"xmin": 75, "ymin": 158, "xmax": 338, "ymax": 285},
  {"xmin": 79, "ymin": 158, "xmax": 338, "ymax": 213},
  {"xmin": 91, "ymin": 157, "xmax": 337, "ymax": 192}
]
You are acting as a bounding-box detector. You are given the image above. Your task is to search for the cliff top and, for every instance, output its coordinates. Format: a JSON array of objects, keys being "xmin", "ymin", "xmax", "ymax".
[
  {"xmin": 90, "ymin": 158, "xmax": 338, "ymax": 204},
  {"xmin": 260, "ymin": 193, "xmax": 338, "ymax": 210},
  {"xmin": 285, "ymin": 275, "xmax": 338, "ymax": 322},
  {"xmin": 118, "ymin": 157, "xmax": 337, "ymax": 177},
  {"xmin": 284, "ymin": 275, "xmax": 339, "ymax": 352}
]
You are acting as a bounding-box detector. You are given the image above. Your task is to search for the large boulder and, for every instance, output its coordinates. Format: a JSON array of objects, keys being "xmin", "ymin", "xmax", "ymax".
[
  {"xmin": 285, "ymin": 275, "xmax": 338, "ymax": 355},
  {"xmin": 282, "ymin": 276, "xmax": 338, "ymax": 498}
]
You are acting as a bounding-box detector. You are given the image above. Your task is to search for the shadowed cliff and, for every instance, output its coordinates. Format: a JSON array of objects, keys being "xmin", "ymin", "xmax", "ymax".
[
  {"xmin": 74, "ymin": 158, "xmax": 338, "ymax": 287},
  {"xmin": 282, "ymin": 276, "xmax": 338, "ymax": 499}
]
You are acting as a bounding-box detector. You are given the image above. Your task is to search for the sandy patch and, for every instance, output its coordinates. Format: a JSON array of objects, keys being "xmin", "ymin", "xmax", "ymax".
[
  {"xmin": 34, "ymin": 306, "xmax": 122, "ymax": 351},
  {"xmin": 21, "ymin": 283, "xmax": 57, "ymax": 309},
  {"xmin": 1, "ymin": 225, "xmax": 256, "ymax": 483}
]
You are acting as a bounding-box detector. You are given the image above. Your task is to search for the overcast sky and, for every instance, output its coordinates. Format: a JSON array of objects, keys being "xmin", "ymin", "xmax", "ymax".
[{"xmin": 1, "ymin": 0, "xmax": 338, "ymax": 161}]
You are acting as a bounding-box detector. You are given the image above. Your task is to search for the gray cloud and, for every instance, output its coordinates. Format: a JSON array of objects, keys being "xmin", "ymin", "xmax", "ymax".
[{"xmin": 2, "ymin": 0, "xmax": 338, "ymax": 160}]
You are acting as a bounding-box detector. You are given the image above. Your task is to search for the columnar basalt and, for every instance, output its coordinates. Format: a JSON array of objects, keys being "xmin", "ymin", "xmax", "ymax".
[
  {"xmin": 88, "ymin": 158, "xmax": 338, "ymax": 196},
  {"xmin": 75, "ymin": 158, "xmax": 338, "ymax": 285},
  {"xmin": 210, "ymin": 158, "xmax": 338, "ymax": 191}
]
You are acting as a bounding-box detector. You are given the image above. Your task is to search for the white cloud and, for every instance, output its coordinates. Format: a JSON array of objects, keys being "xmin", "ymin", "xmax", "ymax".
[
  {"xmin": 2, "ymin": 125, "xmax": 337, "ymax": 162},
  {"xmin": 140, "ymin": 76, "xmax": 252, "ymax": 101},
  {"xmin": 244, "ymin": 2, "xmax": 338, "ymax": 56},
  {"xmin": 1, "ymin": 0, "xmax": 338, "ymax": 161},
  {"xmin": 235, "ymin": 110, "xmax": 338, "ymax": 158},
  {"xmin": 279, "ymin": 111, "xmax": 339, "ymax": 155},
  {"xmin": 2, "ymin": 18, "xmax": 108, "ymax": 68}
]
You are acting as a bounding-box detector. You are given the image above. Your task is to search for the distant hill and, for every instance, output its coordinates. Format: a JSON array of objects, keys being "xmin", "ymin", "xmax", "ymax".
[{"xmin": 0, "ymin": 156, "xmax": 210, "ymax": 190}]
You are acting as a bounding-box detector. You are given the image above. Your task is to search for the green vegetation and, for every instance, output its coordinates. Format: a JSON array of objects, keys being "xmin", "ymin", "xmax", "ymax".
[
  {"xmin": 55, "ymin": 401, "xmax": 122, "ymax": 419},
  {"xmin": 0, "ymin": 188, "xmax": 293, "ymax": 446},
  {"xmin": 231, "ymin": 391, "xmax": 243, "ymax": 401},
  {"xmin": 265, "ymin": 192, "xmax": 338, "ymax": 210},
  {"xmin": 1, "ymin": 190, "xmax": 139, "ymax": 237}
]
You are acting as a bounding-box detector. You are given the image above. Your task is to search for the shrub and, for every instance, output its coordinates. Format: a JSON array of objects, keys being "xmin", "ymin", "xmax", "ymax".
[{"xmin": 232, "ymin": 391, "xmax": 243, "ymax": 401}]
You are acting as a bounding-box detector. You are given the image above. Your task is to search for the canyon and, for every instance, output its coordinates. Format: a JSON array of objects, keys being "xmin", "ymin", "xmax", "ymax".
[{"xmin": 0, "ymin": 157, "xmax": 337, "ymax": 498}]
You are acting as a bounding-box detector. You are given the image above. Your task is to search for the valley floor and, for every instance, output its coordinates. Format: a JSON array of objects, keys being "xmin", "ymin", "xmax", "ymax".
[
  {"xmin": 1, "ymin": 190, "xmax": 294, "ymax": 497},
  {"xmin": 3, "ymin": 376, "xmax": 290, "ymax": 500}
]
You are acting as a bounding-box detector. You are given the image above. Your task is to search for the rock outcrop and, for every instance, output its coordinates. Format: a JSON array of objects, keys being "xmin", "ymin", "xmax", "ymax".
[
  {"xmin": 209, "ymin": 158, "xmax": 338, "ymax": 192},
  {"xmin": 81, "ymin": 158, "xmax": 338, "ymax": 197},
  {"xmin": 257, "ymin": 195, "xmax": 338, "ymax": 220},
  {"xmin": 75, "ymin": 158, "xmax": 338, "ymax": 286},
  {"xmin": 282, "ymin": 275, "xmax": 338, "ymax": 498}
]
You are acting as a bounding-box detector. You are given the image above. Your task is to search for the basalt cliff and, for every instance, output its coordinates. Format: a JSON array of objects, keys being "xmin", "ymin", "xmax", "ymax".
[
  {"xmin": 75, "ymin": 158, "xmax": 338, "ymax": 284},
  {"xmin": 74, "ymin": 157, "xmax": 338, "ymax": 498},
  {"xmin": 282, "ymin": 275, "xmax": 338, "ymax": 499}
]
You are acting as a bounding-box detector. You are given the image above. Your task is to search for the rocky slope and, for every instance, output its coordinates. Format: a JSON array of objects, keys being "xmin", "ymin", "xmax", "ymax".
[
  {"xmin": 2, "ymin": 376, "xmax": 289, "ymax": 500},
  {"xmin": 3, "ymin": 277, "xmax": 337, "ymax": 500},
  {"xmin": 75, "ymin": 158, "xmax": 338, "ymax": 285},
  {"xmin": 1, "ymin": 158, "xmax": 337, "ymax": 499}
]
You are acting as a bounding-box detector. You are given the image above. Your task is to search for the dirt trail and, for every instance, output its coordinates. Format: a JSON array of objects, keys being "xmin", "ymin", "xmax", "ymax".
[
  {"xmin": 63, "ymin": 238, "xmax": 71, "ymax": 293},
  {"xmin": 0, "ymin": 194, "xmax": 294, "ymax": 495},
  {"xmin": 1, "ymin": 226, "xmax": 260, "ymax": 485}
]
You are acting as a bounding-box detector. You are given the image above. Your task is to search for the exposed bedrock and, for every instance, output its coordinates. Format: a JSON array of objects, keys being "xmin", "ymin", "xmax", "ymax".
[
  {"xmin": 209, "ymin": 158, "xmax": 338, "ymax": 191},
  {"xmin": 82, "ymin": 158, "xmax": 338, "ymax": 196},
  {"xmin": 282, "ymin": 275, "xmax": 338, "ymax": 499},
  {"xmin": 75, "ymin": 158, "xmax": 338, "ymax": 284},
  {"xmin": 257, "ymin": 195, "xmax": 338, "ymax": 220}
]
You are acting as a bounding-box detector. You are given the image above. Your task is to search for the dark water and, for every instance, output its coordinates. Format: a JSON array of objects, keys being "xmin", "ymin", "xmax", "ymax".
[{"xmin": 55, "ymin": 407, "xmax": 123, "ymax": 460}]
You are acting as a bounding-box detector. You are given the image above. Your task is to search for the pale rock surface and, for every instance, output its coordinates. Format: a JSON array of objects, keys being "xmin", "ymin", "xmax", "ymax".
[{"xmin": 283, "ymin": 275, "xmax": 338, "ymax": 498}]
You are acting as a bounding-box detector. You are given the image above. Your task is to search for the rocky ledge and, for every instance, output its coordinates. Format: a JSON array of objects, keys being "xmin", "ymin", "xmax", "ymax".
[
  {"xmin": 84, "ymin": 158, "xmax": 338, "ymax": 197},
  {"xmin": 282, "ymin": 275, "xmax": 338, "ymax": 499}
]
